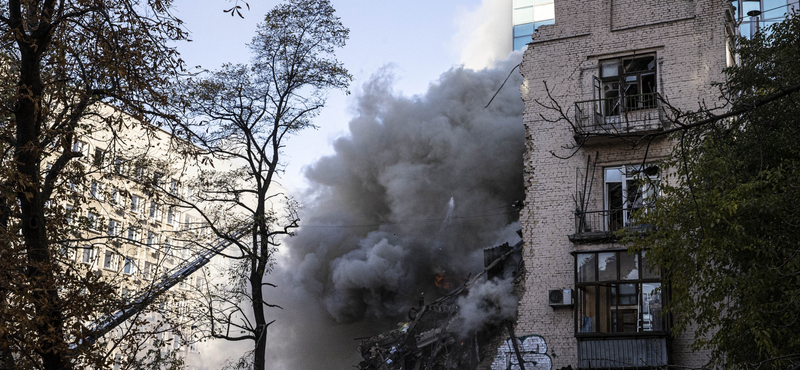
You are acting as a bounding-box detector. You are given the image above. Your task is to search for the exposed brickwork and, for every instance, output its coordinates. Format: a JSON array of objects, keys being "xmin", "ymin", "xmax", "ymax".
[{"xmin": 512, "ymin": 1, "xmax": 732, "ymax": 368}]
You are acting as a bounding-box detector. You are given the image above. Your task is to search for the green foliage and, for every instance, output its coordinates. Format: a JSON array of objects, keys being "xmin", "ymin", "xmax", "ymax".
[{"xmin": 627, "ymin": 15, "xmax": 800, "ymax": 370}]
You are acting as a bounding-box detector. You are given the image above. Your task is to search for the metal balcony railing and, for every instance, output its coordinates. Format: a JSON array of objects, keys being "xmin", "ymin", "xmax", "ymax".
[
  {"xmin": 574, "ymin": 92, "xmax": 665, "ymax": 136},
  {"xmin": 573, "ymin": 208, "xmax": 649, "ymax": 236}
]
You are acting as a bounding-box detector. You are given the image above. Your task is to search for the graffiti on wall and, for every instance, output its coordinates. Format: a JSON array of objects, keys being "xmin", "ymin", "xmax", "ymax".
[{"xmin": 491, "ymin": 335, "xmax": 553, "ymax": 370}]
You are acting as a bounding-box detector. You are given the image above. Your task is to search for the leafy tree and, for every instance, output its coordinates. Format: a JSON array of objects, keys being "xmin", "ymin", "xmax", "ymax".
[
  {"xmin": 0, "ymin": 0, "xmax": 190, "ymax": 369},
  {"xmin": 627, "ymin": 15, "xmax": 800, "ymax": 370},
  {"xmin": 175, "ymin": 0, "xmax": 351, "ymax": 369}
]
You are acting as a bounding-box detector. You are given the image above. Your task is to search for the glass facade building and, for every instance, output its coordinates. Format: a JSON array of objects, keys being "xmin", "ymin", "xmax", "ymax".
[
  {"xmin": 513, "ymin": 0, "xmax": 555, "ymax": 51},
  {"xmin": 733, "ymin": 0, "xmax": 798, "ymax": 38}
]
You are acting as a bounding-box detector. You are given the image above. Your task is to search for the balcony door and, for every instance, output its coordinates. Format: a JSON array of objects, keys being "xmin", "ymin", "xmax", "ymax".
[
  {"xmin": 599, "ymin": 55, "xmax": 658, "ymax": 127},
  {"xmin": 604, "ymin": 165, "xmax": 658, "ymax": 231}
]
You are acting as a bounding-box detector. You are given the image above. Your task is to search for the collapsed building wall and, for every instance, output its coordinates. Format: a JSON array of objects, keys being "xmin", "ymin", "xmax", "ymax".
[{"xmin": 357, "ymin": 241, "xmax": 525, "ymax": 370}]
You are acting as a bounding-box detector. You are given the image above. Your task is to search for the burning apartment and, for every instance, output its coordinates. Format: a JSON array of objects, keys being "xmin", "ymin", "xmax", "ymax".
[
  {"xmin": 356, "ymin": 241, "xmax": 524, "ymax": 370},
  {"xmin": 352, "ymin": 1, "xmax": 799, "ymax": 369}
]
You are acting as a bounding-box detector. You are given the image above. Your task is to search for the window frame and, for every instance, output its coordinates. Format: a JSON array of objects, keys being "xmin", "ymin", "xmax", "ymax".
[
  {"xmin": 87, "ymin": 212, "xmax": 99, "ymax": 232},
  {"xmin": 89, "ymin": 180, "xmax": 98, "ymax": 199},
  {"xmin": 184, "ymin": 215, "xmax": 193, "ymax": 232},
  {"xmin": 130, "ymin": 195, "xmax": 142, "ymax": 214},
  {"xmin": 123, "ymin": 257, "xmax": 137, "ymax": 275},
  {"xmin": 603, "ymin": 164, "xmax": 660, "ymax": 232},
  {"xmin": 146, "ymin": 231, "xmax": 158, "ymax": 250},
  {"xmin": 103, "ymin": 250, "xmax": 119, "ymax": 270},
  {"xmin": 80, "ymin": 246, "xmax": 95, "ymax": 265},
  {"xmin": 597, "ymin": 54, "xmax": 659, "ymax": 116},
  {"xmin": 107, "ymin": 219, "xmax": 121, "ymax": 237},
  {"xmin": 169, "ymin": 179, "xmax": 181, "ymax": 196},
  {"xmin": 573, "ymin": 249, "xmax": 667, "ymax": 337},
  {"xmin": 110, "ymin": 188, "xmax": 122, "ymax": 209},
  {"xmin": 142, "ymin": 261, "xmax": 153, "ymax": 280},
  {"xmin": 93, "ymin": 148, "xmax": 105, "ymax": 168},
  {"xmin": 127, "ymin": 226, "xmax": 141, "ymax": 242},
  {"xmin": 72, "ymin": 140, "xmax": 90, "ymax": 161},
  {"xmin": 149, "ymin": 200, "xmax": 162, "ymax": 221}
]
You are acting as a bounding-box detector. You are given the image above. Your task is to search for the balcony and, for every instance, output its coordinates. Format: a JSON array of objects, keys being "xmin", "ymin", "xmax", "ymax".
[
  {"xmin": 573, "ymin": 92, "xmax": 666, "ymax": 144},
  {"xmin": 577, "ymin": 337, "xmax": 668, "ymax": 369},
  {"xmin": 569, "ymin": 208, "xmax": 649, "ymax": 243}
]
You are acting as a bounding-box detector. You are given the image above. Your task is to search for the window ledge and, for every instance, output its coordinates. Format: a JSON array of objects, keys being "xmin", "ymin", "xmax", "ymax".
[
  {"xmin": 569, "ymin": 231, "xmax": 617, "ymax": 244},
  {"xmin": 575, "ymin": 332, "xmax": 669, "ymax": 339}
]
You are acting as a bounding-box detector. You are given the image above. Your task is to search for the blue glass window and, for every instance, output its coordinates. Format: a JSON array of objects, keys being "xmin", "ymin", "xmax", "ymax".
[
  {"xmin": 534, "ymin": 18, "xmax": 555, "ymax": 29},
  {"xmin": 514, "ymin": 36, "xmax": 530, "ymax": 51},
  {"xmin": 514, "ymin": 23, "xmax": 535, "ymax": 37}
]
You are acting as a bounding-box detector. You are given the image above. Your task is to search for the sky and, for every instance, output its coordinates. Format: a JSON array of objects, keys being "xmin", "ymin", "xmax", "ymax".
[
  {"xmin": 168, "ymin": 0, "xmax": 517, "ymax": 368},
  {"xmin": 171, "ymin": 0, "xmax": 513, "ymax": 193}
]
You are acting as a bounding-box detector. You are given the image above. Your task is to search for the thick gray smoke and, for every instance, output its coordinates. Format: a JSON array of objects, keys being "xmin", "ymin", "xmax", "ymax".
[
  {"xmin": 454, "ymin": 278, "xmax": 518, "ymax": 338},
  {"xmin": 261, "ymin": 53, "xmax": 525, "ymax": 369},
  {"xmin": 291, "ymin": 53, "xmax": 524, "ymax": 322}
]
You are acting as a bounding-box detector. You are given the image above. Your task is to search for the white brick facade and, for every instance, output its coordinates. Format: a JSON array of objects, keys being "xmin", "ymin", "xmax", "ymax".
[{"xmin": 513, "ymin": 1, "xmax": 732, "ymax": 368}]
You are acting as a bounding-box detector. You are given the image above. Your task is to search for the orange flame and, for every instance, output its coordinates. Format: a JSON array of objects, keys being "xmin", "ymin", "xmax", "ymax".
[{"xmin": 434, "ymin": 273, "xmax": 450, "ymax": 289}]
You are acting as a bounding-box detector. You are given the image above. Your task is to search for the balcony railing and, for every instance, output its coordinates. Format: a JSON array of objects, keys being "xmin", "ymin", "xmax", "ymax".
[
  {"xmin": 574, "ymin": 92, "xmax": 665, "ymax": 138},
  {"xmin": 578, "ymin": 337, "xmax": 668, "ymax": 369},
  {"xmin": 571, "ymin": 208, "xmax": 650, "ymax": 242}
]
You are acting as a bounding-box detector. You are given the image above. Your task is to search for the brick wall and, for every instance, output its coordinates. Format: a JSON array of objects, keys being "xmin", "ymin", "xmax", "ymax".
[{"xmin": 506, "ymin": 1, "xmax": 732, "ymax": 369}]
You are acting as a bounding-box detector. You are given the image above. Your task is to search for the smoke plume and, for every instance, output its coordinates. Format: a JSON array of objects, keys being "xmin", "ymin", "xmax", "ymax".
[
  {"xmin": 261, "ymin": 54, "xmax": 525, "ymax": 369},
  {"xmin": 455, "ymin": 0, "xmax": 514, "ymax": 70},
  {"xmin": 454, "ymin": 278, "xmax": 518, "ymax": 338}
]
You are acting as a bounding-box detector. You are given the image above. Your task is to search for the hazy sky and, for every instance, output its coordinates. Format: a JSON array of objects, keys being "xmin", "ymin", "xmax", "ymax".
[{"xmin": 170, "ymin": 0, "xmax": 513, "ymax": 192}]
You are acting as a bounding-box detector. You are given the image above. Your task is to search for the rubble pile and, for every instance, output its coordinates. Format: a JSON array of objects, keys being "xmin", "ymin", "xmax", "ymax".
[{"xmin": 357, "ymin": 241, "xmax": 523, "ymax": 370}]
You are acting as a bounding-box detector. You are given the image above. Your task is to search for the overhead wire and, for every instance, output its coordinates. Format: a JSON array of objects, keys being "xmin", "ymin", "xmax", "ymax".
[
  {"xmin": 734, "ymin": 3, "xmax": 794, "ymax": 22},
  {"xmin": 298, "ymin": 205, "xmax": 521, "ymax": 229}
]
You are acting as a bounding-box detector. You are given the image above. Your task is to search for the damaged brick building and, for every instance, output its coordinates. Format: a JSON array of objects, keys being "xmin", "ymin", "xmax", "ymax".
[
  {"xmin": 357, "ymin": 1, "xmax": 798, "ymax": 369},
  {"xmin": 510, "ymin": 0, "xmax": 794, "ymax": 369}
]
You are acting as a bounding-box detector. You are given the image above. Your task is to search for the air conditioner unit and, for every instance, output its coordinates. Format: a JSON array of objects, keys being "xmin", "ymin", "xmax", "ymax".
[{"xmin": 548, "ymin": 289, "xmax": 573, "ymax": 307}]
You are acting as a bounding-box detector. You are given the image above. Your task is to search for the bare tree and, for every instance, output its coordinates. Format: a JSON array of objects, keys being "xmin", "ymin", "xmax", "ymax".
[{"xmin": 173, "ymin": 0, "xmax": 351, "ymax": 368}]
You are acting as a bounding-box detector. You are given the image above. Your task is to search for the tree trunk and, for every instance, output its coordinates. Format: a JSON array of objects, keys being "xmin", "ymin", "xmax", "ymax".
[
  {"xmin": 250, "ymin": 208, "xmax": 269, "ymax": 370},
  {"xmin": 14, "ymin": 18, "xmax": 69, "ymax": 370}
]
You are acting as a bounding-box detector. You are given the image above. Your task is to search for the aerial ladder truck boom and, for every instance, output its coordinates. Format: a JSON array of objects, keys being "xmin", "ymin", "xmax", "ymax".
[{"xmin": 81, "ymin": 224, "xmax": 250, "ymax": 346}]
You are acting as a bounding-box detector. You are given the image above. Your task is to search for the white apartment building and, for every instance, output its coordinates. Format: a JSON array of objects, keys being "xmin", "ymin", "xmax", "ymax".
[{"xmin": 57, "ymin": 105, "xmax": 218, "ymax": 370}]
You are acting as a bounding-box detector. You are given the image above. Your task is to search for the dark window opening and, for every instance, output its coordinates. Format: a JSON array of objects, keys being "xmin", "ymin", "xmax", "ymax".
[{"xmin": 600, "ymin": 55, "xmax": 658, "ymax": 113}]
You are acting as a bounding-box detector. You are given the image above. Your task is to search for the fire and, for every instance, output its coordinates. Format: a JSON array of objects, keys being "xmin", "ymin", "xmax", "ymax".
[{"xmin": 434, "ymin": 273, "xmax": 450, "ymax": 290}]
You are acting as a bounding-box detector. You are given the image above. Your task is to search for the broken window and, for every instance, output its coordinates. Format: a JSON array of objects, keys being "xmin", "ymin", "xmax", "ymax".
[
  {"xmin": 598, "ymin": 54, "xmax": 658, "ymax": 115},
  {"xmin": 576, "ymin": 250, "xmax": 664, "ymax": 335}
]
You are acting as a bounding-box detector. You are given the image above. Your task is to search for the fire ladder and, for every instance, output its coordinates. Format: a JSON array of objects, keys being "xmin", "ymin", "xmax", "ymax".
[{"xmin": 81, "ymin": 225, "xmax": 250, "ymax": 346}]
